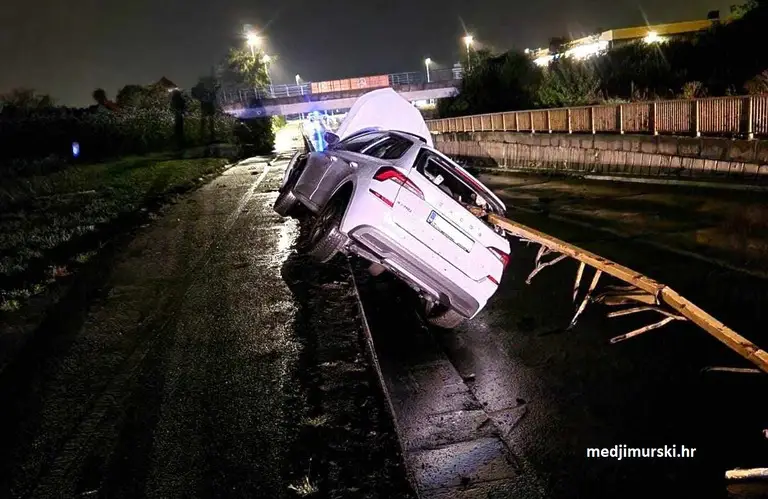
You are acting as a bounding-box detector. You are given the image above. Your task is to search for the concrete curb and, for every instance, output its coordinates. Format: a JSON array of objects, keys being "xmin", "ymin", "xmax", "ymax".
[{"xmin": 348, "ymin": 263, "xmax": 421, "ymax": 498}]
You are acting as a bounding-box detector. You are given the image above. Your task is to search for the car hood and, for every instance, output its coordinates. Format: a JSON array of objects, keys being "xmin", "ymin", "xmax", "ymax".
[{"xmin": 335, "ymin": 88, "xmax": 434, "ymax": 148}]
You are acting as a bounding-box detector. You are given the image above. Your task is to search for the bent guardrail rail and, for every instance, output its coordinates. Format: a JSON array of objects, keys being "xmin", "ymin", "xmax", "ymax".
[
  {"xmin": 467, "ymin": 206, "xmax": 768, "ymax": 374},
  {"xmin": 428, "ymin": 95, "xmax": 768, "ymax": 139}
]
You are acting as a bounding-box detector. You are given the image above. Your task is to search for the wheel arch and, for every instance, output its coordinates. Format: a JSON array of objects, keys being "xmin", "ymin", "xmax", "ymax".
[{"xmin": 324, "ymin": 180, "xmax": 357, "ymax": 235}]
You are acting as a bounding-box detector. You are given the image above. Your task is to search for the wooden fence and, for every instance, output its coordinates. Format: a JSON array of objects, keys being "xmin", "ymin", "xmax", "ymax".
[{"xmin": 428, "ymin": 95, "xmax": 768, "ymax": 139}]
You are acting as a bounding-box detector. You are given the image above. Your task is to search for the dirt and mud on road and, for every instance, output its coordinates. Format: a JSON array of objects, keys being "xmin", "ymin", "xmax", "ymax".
[{"xmin": 0, "ymin": 155, "xmax": 413, "ymax": 498}]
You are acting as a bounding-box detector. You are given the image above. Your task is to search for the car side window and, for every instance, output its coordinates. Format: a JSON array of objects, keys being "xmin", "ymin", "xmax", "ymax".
[
  {"xmin": 335, "ymin": 132, "xmax": 387, "ymax": 153},
  {"xmin": 362, "ymin": 136, "xmax": 412, "ymax": 160},
  {"xmin": 416, "ymin": 152, "xmax": 481, "ymax": 206}
]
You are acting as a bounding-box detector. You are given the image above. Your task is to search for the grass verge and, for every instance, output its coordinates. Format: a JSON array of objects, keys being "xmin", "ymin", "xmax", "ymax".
[{"xmin": 0, "ymin": 155, "xmax": 229, "ymax": 313}]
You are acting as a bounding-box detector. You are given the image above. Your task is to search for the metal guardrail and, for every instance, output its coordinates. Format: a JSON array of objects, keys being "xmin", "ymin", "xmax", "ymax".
[
  {"xmin": 467, "ymin": 206, "xmax": 768, "ymax": 374},
  {"xmin": 428, "ymin": 95, "xmax": 768, "ymax": 139},
  {"xmin": 220, "ymin": 68, "xmax": 462, "ymax": 106}
]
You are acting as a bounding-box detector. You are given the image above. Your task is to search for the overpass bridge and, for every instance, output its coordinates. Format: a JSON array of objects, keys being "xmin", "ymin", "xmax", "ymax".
[{"xmin": 221, "ymin": 68, "xmax": 462, "ymax": 118}]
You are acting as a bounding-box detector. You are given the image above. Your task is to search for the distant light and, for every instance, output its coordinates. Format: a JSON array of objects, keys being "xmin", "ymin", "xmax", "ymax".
[
  {"xmin": 425, "ymin": 57, "xmax": 432, "ymax": 66},
  {"xmin": 463, "ymin": 35, "xmax": 474, "ymax": 48},
  {"xmin": 262, "ymin": 54, "xmax": 272, "ymax": 64},
  {"xmin": 644, "ymin": 31, "xmax": 661, "ymax": 44},
  {"xmin": 524, "ymin": 48, "xmax": 531, "ymax": 54},
  {"xmin": 71, "ymin": 142, "xmax": 80, "ymax": 158},
  {"xmin": 533, "ymin": 55, "xmax": 554, "ymax": 67},
  {"xmin": 246, "ymin": 32, "xmax": 261, "ymax": 47},
  {"xmin": 565, "ymin": 40, "xmax": 609, "ymax": 59}
]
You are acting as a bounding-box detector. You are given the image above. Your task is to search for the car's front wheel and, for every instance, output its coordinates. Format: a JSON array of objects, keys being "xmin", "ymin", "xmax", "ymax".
[{"xmin": 307, "ymin": 196, "xmax": 348, "ymax": 263}]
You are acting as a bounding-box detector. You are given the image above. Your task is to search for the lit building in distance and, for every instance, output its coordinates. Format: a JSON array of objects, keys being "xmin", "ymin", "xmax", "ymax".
[{"xmin": 528, "ymin": 14, "xmax": 721, "ymax": 66}]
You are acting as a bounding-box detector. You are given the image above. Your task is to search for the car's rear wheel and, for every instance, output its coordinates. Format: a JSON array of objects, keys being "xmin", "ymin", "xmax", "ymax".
[
  {"xmin": 426, "ymin": 306, "xmax": 465, "ymax": 329},
  {"xmin": 307, "ymin": 196, "xmax": 348, "ymax": 263}
]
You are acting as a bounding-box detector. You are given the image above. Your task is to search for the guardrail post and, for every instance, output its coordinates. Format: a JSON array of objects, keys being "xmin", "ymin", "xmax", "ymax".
[
  {"xmin": 530, "ymin": 111, "xmax": 535, "ymax": 134},
  {"xmin": 693, "ymin": 100, "xmax": 700, "ymax": 137},
  {"xmin": 590, "ymin": 106, "xmax": 596, "ymax": 134},
  {"xmin": 651, "ymin": 102, "xmax": 658, "ymax": 135},
  {"xmin": 501, "ymin": 113, "xmax": 506, "ymax": 131},
  {"xmin": 515, "ymin": 112, "xmax": 520, "ymax": 133},
  {"xmin": 618, "ymin": 105, "xmax": 624, "ymax": 134},
  {"xmin": 470, "ymin": 117, "xmax": 474, "ymax": 133},
  {"xmin": 746, "ymin": 96, "xmax": 754, "ymax": 140},
  {"xmin": 567, "ymin": 109, "xmax": 572, "ymax": 134},
  {"xmin": 547, "ymin": 110, "xmax": 552, "ymax": 133}
]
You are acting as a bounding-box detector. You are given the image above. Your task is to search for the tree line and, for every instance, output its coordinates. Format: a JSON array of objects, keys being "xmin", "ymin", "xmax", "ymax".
[
  {"xmin": 439, "ymin": 0, "xmax": 768, "ymax": 117},
  {"xmin": 0, "ymin": 43, "xmax": 276, "ymax": 173}
]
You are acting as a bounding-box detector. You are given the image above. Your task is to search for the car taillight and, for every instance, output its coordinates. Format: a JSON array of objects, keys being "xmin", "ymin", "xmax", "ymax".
[
  {"xmin": 487, "ymin": 275, "xmax": 500, "ymax": 285},
  {"xmin": 373, "ymin": 167, "xmax": 424, "ymax": 199},
  {"xmin": 489, "ymin": 247, "xmax": 510, "ymax": 269}
]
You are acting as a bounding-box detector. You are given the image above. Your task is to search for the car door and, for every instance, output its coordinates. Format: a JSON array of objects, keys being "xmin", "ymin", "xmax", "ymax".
[{"xmin": 390, "ymin": 150, "xmax": 503, "ymax": 281}]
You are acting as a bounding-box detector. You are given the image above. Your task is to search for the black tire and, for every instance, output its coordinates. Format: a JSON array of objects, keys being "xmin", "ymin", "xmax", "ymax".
[
  {"xmin": 427, "ymin": 307, "xmax": 465, "ymax": 329},
  {"xmin": 273, "ymin": 189, "xmax": 298, "ymax": 217},
  {"xmin": 306, "ymin": 196, "xmax": 348, "ymax": 263},
  {"xmin": 273, "ymin": 157, "xmax": 305, "ymax": 217}
]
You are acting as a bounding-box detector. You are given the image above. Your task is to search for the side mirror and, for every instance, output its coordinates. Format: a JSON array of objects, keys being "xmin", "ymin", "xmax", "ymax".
[{"xmin": 324, "ymin": 131, "xmax": 340, "ymax": 147}]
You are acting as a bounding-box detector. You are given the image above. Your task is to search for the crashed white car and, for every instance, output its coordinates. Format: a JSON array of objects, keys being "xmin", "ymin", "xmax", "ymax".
[{"xmin": 274, "ymin": 88, "xmax": 510, "ymax": 328}]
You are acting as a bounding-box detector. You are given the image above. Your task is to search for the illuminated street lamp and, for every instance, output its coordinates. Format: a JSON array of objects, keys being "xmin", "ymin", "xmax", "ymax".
[
  {"xmin": 424, "ymin": 57, "xmax": 432, "ymax": 83},
  {"xmin": 644, "ymin": 31, "xmax": 661, "ymax": 44},
  {"xmin": 463, "ymin": 35, "xmax": 474, "ymax": 70},
  {"xmin": 296, "ymin": 74, "xmax": 304, "ymax": 95}
]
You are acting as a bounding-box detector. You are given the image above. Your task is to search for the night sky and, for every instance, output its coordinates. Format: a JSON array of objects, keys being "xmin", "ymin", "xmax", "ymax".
[{"xmin": 2, "ymin": 0, "xmax": 730, "ymax": 106}]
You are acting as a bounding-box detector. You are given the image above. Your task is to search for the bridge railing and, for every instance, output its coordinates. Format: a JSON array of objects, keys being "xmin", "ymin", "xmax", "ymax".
[
  {"xmin": 427, "ymin": 95, "xmax": 768, "ymax": 139},
  {"xmin": 218, "ymin": 67, "xmax": 463, "ymax": 107}
]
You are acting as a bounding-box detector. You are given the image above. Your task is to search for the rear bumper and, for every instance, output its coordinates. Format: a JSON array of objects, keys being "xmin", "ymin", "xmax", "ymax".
[{"xmin": 349, "ymin": 225, "xmax": 480, "ymax": 318}]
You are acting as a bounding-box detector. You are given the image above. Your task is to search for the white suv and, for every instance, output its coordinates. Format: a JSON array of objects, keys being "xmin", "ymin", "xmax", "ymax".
[{"xmin": 274, "ymin": 89, "xmax": 510, "ymax": 328}]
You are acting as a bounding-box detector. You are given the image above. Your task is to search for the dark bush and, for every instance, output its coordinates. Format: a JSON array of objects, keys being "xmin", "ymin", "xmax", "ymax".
[{"xmin": 0, "ymin": 104, "xmax": 240, "ymax": 171}]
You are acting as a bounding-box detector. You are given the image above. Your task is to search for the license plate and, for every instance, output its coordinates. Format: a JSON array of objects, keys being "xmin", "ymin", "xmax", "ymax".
[{"xmin": 427, "ymin": 211, "xmax": 473, "ymax": 252}]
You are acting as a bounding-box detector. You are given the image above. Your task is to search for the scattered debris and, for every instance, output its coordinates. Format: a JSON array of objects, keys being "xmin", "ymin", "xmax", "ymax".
[
  {"xmin": 303, "ymin": 414, "xmax": 331, "ymax": 427},
  {"xmin": 288, "ymin": 476, "xmax": 318, "ymax": 496},
  {"xmin": 701, "ymin": 366, "xmax": 763, "ymax": 375},
  {"xmin": 725, "ymin": 468, "xmax": 768, "ymax": 481}
]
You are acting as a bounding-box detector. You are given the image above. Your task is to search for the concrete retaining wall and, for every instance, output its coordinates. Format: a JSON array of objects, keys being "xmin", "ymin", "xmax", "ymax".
[{"xmin": 434, "ymin": 132, "xmax": 768, "ymax": 181}]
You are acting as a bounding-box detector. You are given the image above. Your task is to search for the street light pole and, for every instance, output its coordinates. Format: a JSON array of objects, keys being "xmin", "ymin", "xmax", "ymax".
[
  {"xmin": 263, "ymin": 54, "xmax": 273, "ymax": 96},
  {"xmin": 424, "ymin": 58, "xmax": 432, "ymax": 83},
  {"xmin": 245, "ymin": 31, "xmax": 260, "ymax": 60},
  {"xmin": 296, "ymin": 74, "xmax": 303, "ymax": 95},
  {"xmin": 463, "ymin": 35, "xmax": 474, "ymax": 71}
]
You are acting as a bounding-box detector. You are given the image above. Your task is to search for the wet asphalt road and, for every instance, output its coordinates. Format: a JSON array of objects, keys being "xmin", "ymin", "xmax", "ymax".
[{"xmin": 0, "ymin": 155, "xmax": 411, "ymax": 498}]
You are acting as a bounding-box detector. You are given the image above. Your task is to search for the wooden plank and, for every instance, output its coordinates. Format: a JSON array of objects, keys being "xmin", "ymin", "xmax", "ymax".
[
  {"xmin": 661, "ymin": 288, "xmax": 768, "ymax": 373},
  {"xmin": 481, "ymin": 211, "xmax": 768, "ymax": 374},
  {"xmin": 486, "ymin": 213, "xmax": 664, "ymax": 296}
]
